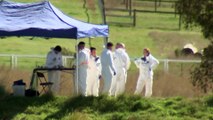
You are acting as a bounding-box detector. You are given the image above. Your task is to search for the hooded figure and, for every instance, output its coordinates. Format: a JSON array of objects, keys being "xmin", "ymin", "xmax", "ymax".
[
  {"xmin": 111, "ymin": 43, "xmax": 130, "ymax": 96},
  {"xmin": 45, "ymin": 45, "xmax": 62, "ymax": 93},
  {"xmin": 87, "ymin": 47, "xmax": 102, "ymax": 96},
  {"xmin": 134, "ymin": 48, "xmax": 159, "ymax": 97},
  {"xmin": 76, "ymin": 42, "xmax": 90, "ymax": 96},
  {"xmin": 101, "ymin": 42, "xmax": 116, "ymax": 95}
]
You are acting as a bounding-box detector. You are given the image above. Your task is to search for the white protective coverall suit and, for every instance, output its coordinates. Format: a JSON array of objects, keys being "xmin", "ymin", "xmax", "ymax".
[
  {"xmin": 134, "ymin": 54, "xmax": 159, "ymax": 97},
  {"xmin": 45, "ymin": 48, "xmax": 62, "ymax": 93},
  {"xmin": 87, "ymin": 56, "xmax": 102, "ymax": 96},
  {"xmin": 76, "ymin": 48, "xmax": 90, "ymax": 96},
  {"xmin": 101, "ymin": 48, "xmax": 116, "ymax": 95},
  {"xmin": 111, "ymin": 48, "xmax": 130, "ymax": 96}
]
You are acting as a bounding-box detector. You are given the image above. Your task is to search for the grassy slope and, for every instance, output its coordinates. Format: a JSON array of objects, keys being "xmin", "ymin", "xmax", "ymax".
[
  {"xmin": 0, "ymin": 0, "xmax": 209, "ymax": 57},
  {"xmin": 0, "ymin": 94, "xmax": 212, "ymax": 120}
]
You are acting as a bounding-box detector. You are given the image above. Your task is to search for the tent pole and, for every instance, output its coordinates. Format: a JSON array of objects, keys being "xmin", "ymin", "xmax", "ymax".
[{"xmin": 75, "ymin": 39, "xmax": 79, "ymax": 96}]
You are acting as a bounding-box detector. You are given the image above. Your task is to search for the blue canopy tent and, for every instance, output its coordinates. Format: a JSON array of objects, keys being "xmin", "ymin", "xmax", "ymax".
[
  {"xmin": 0, "ymin": 0, "xmax": 108, "ymax": 39},
  {"xmin": 0, "ymin": 0, "xmax": 109, "ymax": 95}
]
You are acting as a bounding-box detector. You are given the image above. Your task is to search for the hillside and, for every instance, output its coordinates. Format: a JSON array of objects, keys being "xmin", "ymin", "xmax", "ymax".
[{"xmin": 0, "ymin": 0, "xmax": 209, "ymax": 58}]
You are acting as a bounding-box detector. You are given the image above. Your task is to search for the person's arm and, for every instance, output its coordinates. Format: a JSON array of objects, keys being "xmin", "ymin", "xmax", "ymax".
[
  {"xmin": 123, "ymin": 52, "xmax": 131, "ymax": 71},
  {"xmin": 134, "ymin": 58, "xmax": 141, "ymax": 68},
  {"xmin": 109, "ymin": 52, "xmax": 117, "ymax": 74},
  {"xmin": 58, "ymin": 53, "xmax": 63, "ymax": 67},
  {"xmin": 79, "ymin": 51, "xmax": 89, "ymax": 66},
  {"xmin": 150, "ymin": 55, "xmax": 159, "ymax": 70},
  {"xmin": 96, "ymin": 57, "xmax": 102, "ymax": 75}
]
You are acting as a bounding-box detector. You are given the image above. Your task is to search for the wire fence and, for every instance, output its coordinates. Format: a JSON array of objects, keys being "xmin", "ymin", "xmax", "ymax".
[
  {"xmin": 0, "ymin": 54, "xmax": 74, "ymax": 69},
  {"xmin": 0, "ymin": 54, "xmax": 201, "ymax": 72}
]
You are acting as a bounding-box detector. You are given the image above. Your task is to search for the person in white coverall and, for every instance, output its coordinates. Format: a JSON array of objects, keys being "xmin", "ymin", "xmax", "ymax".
[
  {"xmin": 111, "ymin": 43, "xmax": 130, "ymax": 96},
  {"xmin": 101, "ymin": 42, "xmax": 117, "ymax": 95},
  {"xmin": 134, "ymin": 48, "xmax": 159, "ymax": 97},
  {"xmin": 45, "ymin": 45, "xmax": 63, "ymax": 94},
  {"xmin": 76, "ymin": 42, "xmax": 90, "ymax": 96},
  {"xmin": 87, "ymin": 47, "xmax": 102, "ymax": 96}
]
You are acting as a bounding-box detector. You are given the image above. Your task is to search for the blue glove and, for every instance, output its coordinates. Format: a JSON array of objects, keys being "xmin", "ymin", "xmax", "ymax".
[
  {"xmin": 99, "ymin": 75, "xmax": 102, "ymax": 80},
  {"xmin": 114, "ymin": 71, "xmax": 116, "ymax": 76}
]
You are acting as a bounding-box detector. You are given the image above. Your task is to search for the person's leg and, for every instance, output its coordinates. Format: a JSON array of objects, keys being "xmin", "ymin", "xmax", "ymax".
[
  {"xmin": 116, "ymin": 68, "xmax": 126, "ymax": 96},
  {"xmin": 48, "ymin": 71, "xmax": 54, "ymax": 83},
  {"xmin": 86, "ymin": 72, "xmax": 92, "ymax": 96},
  {"xmin": 102, "ymin": 70, "xmax": 112, "ymax": 95},
  {"xmin": 48, "ymin": 71, "xmax": 56, "ymax": 92},
  {"xmin": 52, "ymin": 71, "xmax": 61, "ymax": 94},
  {"xmin": 92, "ymin": 78, "xmax": 99, "ymax": 97},
  {"xmin": 92, "ymin": 72, "xmax": 100, "ymax": 96},
  {"xmin": 109, "ymin": 74, "xmax": 117, "ymax": 96},
  {"xmin": 78, "ymin": 68, "xmax": 87, "ymax": 96},
  {"xmin": 110, "ymin": 71, "xmax": 119, "ymax": 96},
  {"xmin": 145, "ymin": 77, "xmax": 153, "ymax": 97},
  {"xmin": 134, "ymin": 74, "xmax": 146, "ymax": 95}
]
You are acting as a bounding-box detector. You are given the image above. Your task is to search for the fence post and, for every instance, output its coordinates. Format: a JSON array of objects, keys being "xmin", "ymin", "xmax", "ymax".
[
  {"xmin": 180, "ymin": 63, "xmax": 183, "ymax": 76},
  {"xmin": 126, "ymin": 0, "xmax": 129, "ymax": 10},
  {"xmin": 62, "ymin": 56, "xmax": 67, "ymax": 67},
  {"xmin": 10, "ymin": 55, "xmax": 14, "ymax": 69},
  {"xmin": 133, "ymin": 9, "xmax": 136, "ymax": 26},
  {"xmin": 178, "ymin": 2, "xmax": 182, "ymax": 30},
  {"xmin": 158, "ymin": 0, "xmax": 161, "ymax": 6},
  {"xmin": 179, "ymin": 12, "xmax": 182, "ymax": 30},
  {"xmin": 129, "ymin": 0, "xmax": 132, "ymax": 16},
  {"xmin": 174, "ymin": 2, "xmax": 177, "ymax": 18},
  {"xmin": 164, "ymin": 59, "xmax": 169, "ymax": 73},
  {"xmin": 14, "ymin": 55, "xmax": 18, "ymax": 68}
]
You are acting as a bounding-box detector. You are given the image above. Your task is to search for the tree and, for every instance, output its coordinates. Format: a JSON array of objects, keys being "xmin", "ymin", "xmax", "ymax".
[
  {"xmin": 178, "ymin": 0, "xmax": 213, "ymax": 39},
  {"xmin": 178, "ymin": 0, "xmax": 213, "ymax": 93}
]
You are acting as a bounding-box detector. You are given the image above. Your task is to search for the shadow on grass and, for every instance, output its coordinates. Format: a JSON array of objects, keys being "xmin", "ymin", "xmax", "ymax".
[
  {"xmin": 0, "ymin": 93, "xmax": 55, "ymax": 120},
  {"xmin": 45, "ymin": 94, "xmax": 151, "ymax": 119},
  {"xmin": 0, "ymin": 85, "xmax": 9, "ymax": 101}
]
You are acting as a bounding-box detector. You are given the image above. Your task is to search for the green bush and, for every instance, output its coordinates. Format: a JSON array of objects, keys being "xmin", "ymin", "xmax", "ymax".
[
  {"xmin": 191, "ymin": 43, "xmax": 213, "ymax": 93},
  {"xmin": 205, "ymin": 94, "xmax": 213, "ymax": 107}
]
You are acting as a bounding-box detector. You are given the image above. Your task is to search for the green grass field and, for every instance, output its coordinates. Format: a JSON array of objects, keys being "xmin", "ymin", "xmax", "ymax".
[{"xmin": 0, "ymin": 0, "xmax": 209, "ymax": 58}]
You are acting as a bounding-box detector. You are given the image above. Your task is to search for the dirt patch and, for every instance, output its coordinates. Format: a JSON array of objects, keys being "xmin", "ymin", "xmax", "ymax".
[{"xmin": 149, "ymin": 31, "xmax": 209, "ymax": 58}]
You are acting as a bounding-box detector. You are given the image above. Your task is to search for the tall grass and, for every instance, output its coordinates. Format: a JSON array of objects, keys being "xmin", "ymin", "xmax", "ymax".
[{"xmin": 0, "ymin": 66, "xmax": 206, "ymax": 98}]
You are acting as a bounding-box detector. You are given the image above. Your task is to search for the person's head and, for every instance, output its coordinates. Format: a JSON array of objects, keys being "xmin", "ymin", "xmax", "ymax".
[
  {"xmin": 106, "ymin": 42, "xmax": 113, "ymax": 51},
  {"xmin": 143, "ymin": 48, "xmax": 150, "ymax": 56},
  {"xmin": 115, "ymin": 43, "xmax": 122, "ymax": 49},
  {"xmin": 78, "ymin": 41, "xmax": 85, "ymax": 50},
  {"xmin": 90, "ymin": 47, "xmax": 96, "ymax": 57},
  {"xmin": 120, "ymin": 43, "xmax": 125, "ymax": 49},
  {"xmin": 116, "ymin": 42, "xmax": 126, "ymax": 49},
  {"xmin": 54, "ymin": 45, "xmax": 62, "ymax": 54}
]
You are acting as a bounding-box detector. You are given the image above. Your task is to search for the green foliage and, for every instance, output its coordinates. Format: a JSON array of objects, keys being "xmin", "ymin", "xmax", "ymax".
[
  {"xmin": 191, "ymin": 42, "xmax": 213, "ymax": 93},
  {"xmin": 61, "ymin": 47, "xmax": 75, "ymax": 56},
  {"xmin": 205, "ymin": 94, "xmax": 213, "ymax": 107},
  {"xmin": 178, "ymin": 0, "xmax": 213, "ymax": 93},
  {"xmin": 178, "ymin": 0, "xmax": 213, "ymax": 39}
]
